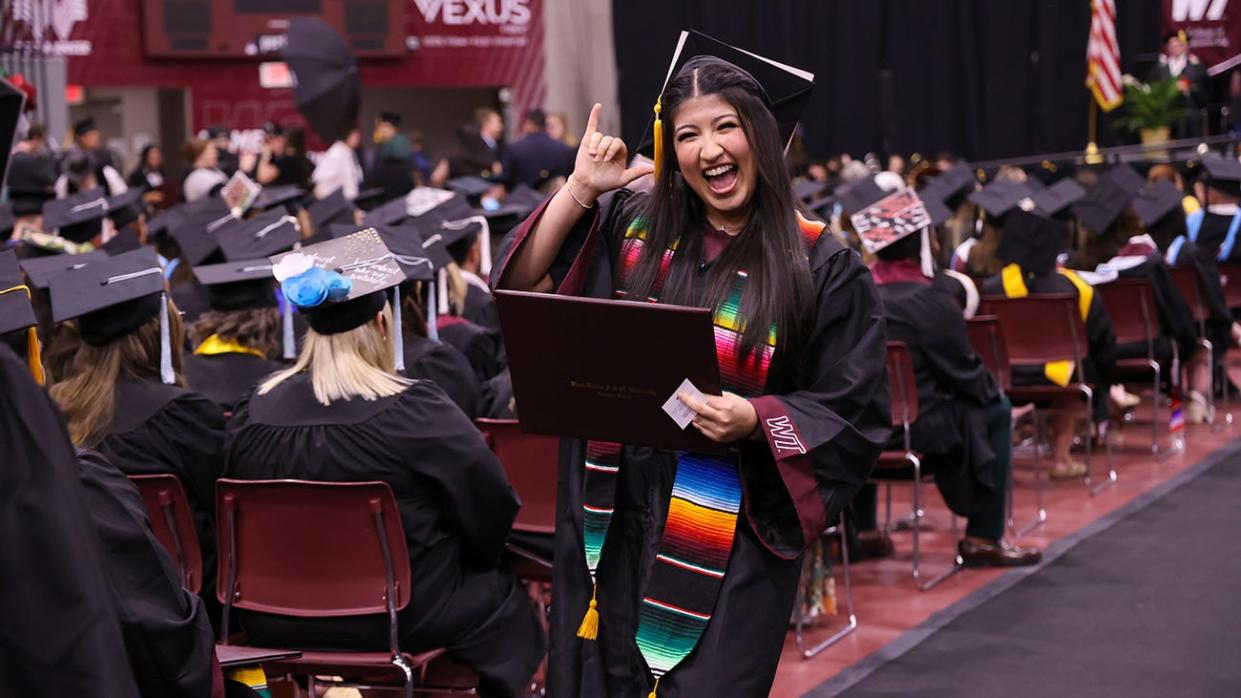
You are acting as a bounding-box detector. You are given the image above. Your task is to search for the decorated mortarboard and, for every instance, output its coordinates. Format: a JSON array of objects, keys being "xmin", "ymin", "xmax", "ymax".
[
  {"xmin": 328, "ymin": 223, "xmax": 435, "ymax": 281},
  {"xmin": 18, "ymin": 248, "xmax": 110, "ymax": 289},
  {"xmin": 252, "ymin": 184, "xmax": 305, "ymax": 212},
  {"xmin": 48, "ymin": 246, "xmax": 177, "ymax": 383},
  {"xmin": 101, "ymin": 226, "xmax": 142, "ymax": 255},
  {"xmin": 215, "ymin": 209, "xmax": 302, "ymax": 261},
  {"xmin": 1072, "ymin": 178, "xmax": 1132, "ymax": 234},
  {"xmin": 0, "ymin": 249, "xmax": 42, "ymax": 382},
  {"xmin": 1131, "ymin": 182, "xmax": 1185, "ymax": 227},
  {"xmin": 220, "ymin": 171, "xmax": 262, "ymax": 213},
  {"xmin": 968, "ymin": 179, "xmax": 1036, "ymax": 218},
  {"xmin": 1033, "ymin": 178, "xmax": 1087, "ymax": 217},
  {"xmin": 643, "ymin": 30, "xmax": 814, "ymax": 182},
  {"xmin": 106, "ymin": 188, "xmax": 146, "ymax": 229},
  {"xmin": 270, "ymin": 229, "xmax": 406, "ymax": 336},
  {"xmin": 168, "ymin": 196, "xmax": 236, "ymax": 265},
  {"xmin": 43, "ymin": 188, "xmax": 109, "ymax": 243},
  {"xmin": 1199, "ymin": 156, "xmax": 1241, "ymax": 196},
  {"xmin": 1105, "ymin": 164, "xmax": 1145, "ymax": 197},
  {"xmin": 308, "ymin": 188, "xmax": 355, "ymax": 230},
  {"xmin": 851, "ymin": 189, "xmax": 933, "ymax": 256},
  {"xmin": 998, "ymin": 209, "xmax": 1064, "ymax": 277}
]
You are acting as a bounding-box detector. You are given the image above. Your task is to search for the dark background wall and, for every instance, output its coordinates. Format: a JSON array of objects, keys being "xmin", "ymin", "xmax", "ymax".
[{"xmin": 612, "ymin": 1, "xmax": 1165, "ymax": 162}]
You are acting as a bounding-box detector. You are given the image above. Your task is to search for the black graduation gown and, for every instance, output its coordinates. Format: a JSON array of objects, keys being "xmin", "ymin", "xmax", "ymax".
[
  {"xmin": 402, "ymin": 335, "xmax": 482, "ymax": 418},
  {"xmin": 184, "ymin": 352, "xmax": 285, "ymax": 415},
  {"xmin": 1172, "ymin": 239, "xmax": 1233, "ymax": 368},
  {"xmin": 77, "ymin": 448, "xmax": 219, "ymax": 698},
  {"xmin": 1095, "ymin": 256, "xmax": 1197, "ymax": 365},
  {"xmin": 1192, "ymin": 211, "xmax": 1232, "ymax": 259},
  {"xmin": 0, "ymin": 347, "xmax": 141, "ymax": 697},
  {"xmin": 478, "ymin": 367, "xmax": 517, "ymax": 419},
  {"xmin": 464, "ymin": 282, "xmax": 504, "ymax": 335},
  {"xmin": 877, "ymin": 280, "xmax": 1000, "ymax": 514},
  {"xmin": 492, "ymin": 189, "xmax": 890, "ymax": 697},
  {"xmin": 223, "ymin": 376, "xmax": 544, "ymax": 697},
  {"xmin": 980, "ymin": 269, "xmax": 1117, "ymax": 421},
  {"xmin": 438, "ymin": 316, "xmax": 507, "ymax": 382},
  {"xmin": 97, "ymin": 378, "xmax": 226, "ymax": 615}
]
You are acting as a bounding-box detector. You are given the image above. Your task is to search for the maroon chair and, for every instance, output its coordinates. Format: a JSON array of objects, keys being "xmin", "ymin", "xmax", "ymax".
[
  {"xmin": 129, "ymin": 473, "xmax": 203, "ymax": 594},
  {"xmin": 868, "ymin": 341, "xmax": 960, "ymax": 590},
  {"xmin": 1168, "ymin": 265, "xmax": 1228, "ymax": 428},
  {"xmin": 215, "ymin": 479, "xmax": 478, "ymax": 697},
  {"xmin": 1094, "ymin": 278, "xmax": 1165, "ymax": 453},
  {"xmin": 984, "ymin": 294, "xmax": 1117, "ymax": 495},
  {"xmin": 475, "ymin": 419, "xmax": 556, "ymax": 583},
  {"xmin": 1218, "ymin": 262, "xmax": 1241, "ymax": 310}
]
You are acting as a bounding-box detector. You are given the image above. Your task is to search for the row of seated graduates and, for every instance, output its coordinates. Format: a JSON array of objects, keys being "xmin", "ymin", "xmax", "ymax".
[
  {"xmin": 803, "ymin": 155, "xmax": 1240, "ymax": 561},
  {"xmin": 1, "ymin": 175, "xmax": 550, "ymax": 695}
]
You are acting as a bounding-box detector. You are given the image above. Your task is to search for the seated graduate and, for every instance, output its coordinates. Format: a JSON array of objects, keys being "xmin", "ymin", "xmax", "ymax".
[
  {"xmin": 979, "ymin": 210, "xmax": 1118, "ymax": 479},
  {"xmin": 861, "ymin": 188, "xmax": 1039, "ymax": 566},
  {"xmin": 224, "ymin": 231, "xmax": 543, "ymax": 698},
  {"xmin": 1186, "ymin": 156, "xmax": 1241, "ymax": 262},
  {"xmin": 1, "ymin": 253, "xmax": 219, "ymax": 698},
  {"xmin": 166, "ymin": 196, "xmax": 239, "ymax": 324},
  {"xmin": 442, "ymin": 217, "xmax": 502, "ymax": 334},
  {"xmin": 1138, "ymin": 181, "xmax": 1239, "ymax": 422},
  {"xmin": 954, "ymin": 177, "xmax": 1038, "ymax": 278},
  {"xmin": 183, "ymin": 259, "xmax": 289, "ymax": 415},
  {"xmin": 46, "ymin": 247, "xmax": 226, "ymax": 618},
  {"xmin": 328, "ymin": 221, "xmax": 483, "ymax": 417},
  {"xmin": 918, "ymin": 160, "xmax": 979, "ymax": 270},
  {"xmin": 1066, "ymin": 173, "xmax": 1197, "ymax": 408},
  {"xmin": 494, "ymin": 34, "xmax": 889, "ymax": 697}
]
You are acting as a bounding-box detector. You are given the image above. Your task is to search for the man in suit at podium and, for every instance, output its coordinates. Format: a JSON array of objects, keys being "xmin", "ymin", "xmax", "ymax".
[{"xmin": 1149, "ymin": 30, "xmax": 1209, "ymax": 138}]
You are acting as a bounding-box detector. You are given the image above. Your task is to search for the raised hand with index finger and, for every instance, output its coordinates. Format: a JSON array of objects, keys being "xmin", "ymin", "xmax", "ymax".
[{"xmin": 566, "ymin": 103, "xmax": 655, "ymax": 206}]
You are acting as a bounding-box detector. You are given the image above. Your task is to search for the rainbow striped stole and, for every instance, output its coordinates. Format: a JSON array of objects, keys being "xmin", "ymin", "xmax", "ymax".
[{"xmin": 579, "ymin": 213, "xmax": 825, "ymax": 686}]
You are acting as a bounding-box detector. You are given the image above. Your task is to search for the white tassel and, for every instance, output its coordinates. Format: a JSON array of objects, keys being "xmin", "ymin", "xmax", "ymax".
[
  {"xmin": 438, "ymin": 268, "xmax": 449, "ymax": 315},
  {"xmin": 281, "ymin": 291, "xmax": 295, "ymax": 359},
  {"xmin": 919, "ymin": 227, "xmax": 935, "ymax": 278},
  {"xmin": 393, "ymin": 286, "xmax": 405, "ymax": 372},
  {"xmin": 478, "ymin": 216, "xmax": 492, "ymax": 278},
  {"xmin": 427, "ymin": 282, "xmax": 439, "ymax": 342},
  {"xmin": 159, "ymin": 293, "xmax": 174, "ymax": 385}
]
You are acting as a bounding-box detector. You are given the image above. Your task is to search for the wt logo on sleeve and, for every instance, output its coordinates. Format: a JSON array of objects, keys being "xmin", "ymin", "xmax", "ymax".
[{"xmin": 766, "ymin": 416, "xmax": 806, "ymax": 455}]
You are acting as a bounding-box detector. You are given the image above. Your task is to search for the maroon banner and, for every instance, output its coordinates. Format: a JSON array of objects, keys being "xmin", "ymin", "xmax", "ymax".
[{"xmin": 1163, "ymin": 0, "xmax": 1241, "ymax": 69}]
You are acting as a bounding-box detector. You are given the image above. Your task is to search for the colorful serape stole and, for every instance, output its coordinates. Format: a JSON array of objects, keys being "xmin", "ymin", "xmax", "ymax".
[
  {"xmin": 999, "ymin": 263, "xmax": 1093, "ymax": 387},
  {"xmin": 576, "ymin": 213, "xmax": 825, "ymax": 694}
]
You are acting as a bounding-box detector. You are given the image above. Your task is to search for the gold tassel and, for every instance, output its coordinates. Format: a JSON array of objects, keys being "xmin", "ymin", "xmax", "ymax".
[
  {"xmin": 576, "ymin": 582, "xmax": 600, "ymax": 640},
  {"xmin": 27, "ymin": 327, "xmax": 43, "ymax": 385},
  {"xmin": 648, "ymin": 677, "xmax": 660, "ymax": 698},
  {"xmin": 652, "ymin": 97, "xmax": 664, "ymax": 184}
]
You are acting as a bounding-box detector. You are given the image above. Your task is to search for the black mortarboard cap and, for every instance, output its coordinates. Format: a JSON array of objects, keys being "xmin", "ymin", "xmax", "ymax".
[
  {"xmin": 48, "ymin": 247, "xmax": 165, "ymax": 344},
  {"xmin": 446, "ymin": 176, "xmax": 495, "ymax": 199},
  {"xmin": 0, "ymin": 249, "xmax": 37, "ymax": 336},
  {"xmin": 329, "ymin": 223, "xmax": 436, "ymax": 281},
  {"xmin": 1, "ymin": 77, "xmax": 25, "ymax": 192},
  {"xmin": 169, "ymin": 196, "xmax": 235, "ymax": 265},
  {"xmin": 836, "ymin": 178, "xmax": 888, "ymax": 216},
  {"xmin": 1200, "ymin": 156, "xmax": 1241, "ymax": 197},
  {"xmin": 794, "ymin": 179, "xmax": 829, "ymax": 205},
  {"xmin": 101, "ymin": 226, "xmax": 142, "ymax": 255},
  {"xmin": 968, "ymin": 179, "xmax": 1036, "ymax": 218},
  {"xmin": 270, "ymin": 229, "xmax": 406, "ymax": 335},
  {"xmin": 363, "ymin": 196, "xmax": 413, "ymax": 227},
  {"xmin": 308, "ymin": 188, "xmax": 354, "ymax": 230},
  {"xmin": 1033, "ymin": 178, "xmax": 1087, "ymax": 217},
  {"xmin": 643, "ymin": 29, "xmax": 814, "ymax": 158},
  {"xmin": 354, "ymin": 186, "xmax": 386, "ymax": 210},
  {"xmin": 43, "ymin": 188, "xmax": 109, "ymax": 243},
  {"xmin": 0, "ymin": 203, "xmax": 13, "ymax": 236},
  {"xmin": 106, "ymin": 189, "xmax": 145, "ymax": 229},
  {"xmin": 921, "ymin": 190, "xmax": 953, "ymax": 226},
  {"xmin": 6, "ymin": 153, "xmax": 56, "ymax": 216},
  {"xmin": 146, "ymin": 203, "xmax": 189, "ymax": 241},
  {"xmin": 1072, "ymin": 178, "xmax": 1132, "ymax": 233},
  {"xmin": 1131, "ymin": 182, "xmax": 1185, "ymax": 227},
  {"xmin": 215, "ymin": 209, "xmax": 302, "ymax": 261},
  {"xmin": 192, "ymin": 258, "xmax": 278, "ymax": 311},
  {"xmin": 479, "ymin": 184, "xmax": 544, "ymax": 223},
  {"xmin": 925, "ymin": 162, "xmax": 978, "ymax": 202},
  {"xmin": 252, "ymin": 184, "xmax": 305, "ymax": 212},
  {"xmin": 1105, "ymin": 164, "xmax": 1145, "ymax": 197},
  {"xmin": 439, "ymin": 219, "xmax": 485, "ymax": 264},
  {"xmin": 73, "ymin": 116, "xmax": 98, "ymax": 135},
  {"xmin": 18, "ymin": 248, "xmax": 110, "ymax": 289},
  {"xmin": 998, "ymin": 210, "xmax": 1064, "ymax": 276}
]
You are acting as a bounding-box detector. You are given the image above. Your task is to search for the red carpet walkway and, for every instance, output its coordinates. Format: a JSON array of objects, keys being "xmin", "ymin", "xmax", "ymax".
[{"xmin": 771, "ymin": 401, "xmax": 1241, "ymax": 697}]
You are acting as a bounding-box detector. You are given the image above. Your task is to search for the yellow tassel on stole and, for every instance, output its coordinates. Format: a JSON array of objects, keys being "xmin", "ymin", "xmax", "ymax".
[
  {"xmin": 648, "ymin": 677, "xmax": 660, "ymax": 698},
  {"xmin": 27, "ymin": 327, "xmax": 43, "ymax": 385},
  {"xmin": 652, "ymin": 97, "xmax": 664, "ymax": 183},
  {"xmin": 576, "ymin": 583, "xmax": 600, "ymax": 640}
]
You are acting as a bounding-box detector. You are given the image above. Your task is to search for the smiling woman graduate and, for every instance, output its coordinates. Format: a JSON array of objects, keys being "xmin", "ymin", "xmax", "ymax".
[{"xmin": 495, "ymin": 30, "xmax": 889, "ymax": 698}]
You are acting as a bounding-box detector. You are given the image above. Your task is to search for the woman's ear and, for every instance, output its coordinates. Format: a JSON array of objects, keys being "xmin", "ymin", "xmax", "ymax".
[{"xmin": 377, "ymin": 311, "xmax": 388, "ymax": 339}]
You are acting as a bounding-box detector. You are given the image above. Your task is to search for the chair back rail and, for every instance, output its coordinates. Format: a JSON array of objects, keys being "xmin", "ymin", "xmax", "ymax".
[
  {"xmin": 129, "ymin": 474, "xmax": 202, "ymax": 594},
  {"xmin": 965, "ymin": 315, "xmax": 1012, "ymax": 391},
  {"xmin": 982, "ymin": 294, "xmax": 1086, "ymax": 371},
  {"xmin": 1095, "ymin": 279, "xmax": 1157, "ymax": 355},
  {"xmin": 475, "ymin": 418, "xmax": 557, "ymax": 536}
]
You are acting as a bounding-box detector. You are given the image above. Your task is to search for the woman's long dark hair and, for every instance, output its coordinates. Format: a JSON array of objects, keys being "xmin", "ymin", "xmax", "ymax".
[{"xmin": 622, "ymin": 57, "xmax": 814, "ymax": 360}]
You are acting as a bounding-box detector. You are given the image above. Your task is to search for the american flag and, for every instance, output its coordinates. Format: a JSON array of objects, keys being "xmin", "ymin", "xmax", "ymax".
[{"xmin": 1086, "ymin": 0, "xmax": 1123, "ymax": 112}]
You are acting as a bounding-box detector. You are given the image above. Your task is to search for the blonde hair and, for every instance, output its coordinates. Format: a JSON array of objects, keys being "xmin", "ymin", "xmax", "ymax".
[
  {"xmin": 444, "ymin": 263, "xmax": 468, "ymax": 316},
  {"xmin": 258, "ymin": 302, "xmax": 410, "ymax": 405},
  {"xmin": 50, "ymin": 299, "xmax": 186, "ymax": 448}
]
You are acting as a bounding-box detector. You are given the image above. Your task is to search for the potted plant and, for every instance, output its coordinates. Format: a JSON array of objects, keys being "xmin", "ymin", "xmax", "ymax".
[{"xmin": 1113, "ymin": 77, "xmax": 1188, "ymax": 148}]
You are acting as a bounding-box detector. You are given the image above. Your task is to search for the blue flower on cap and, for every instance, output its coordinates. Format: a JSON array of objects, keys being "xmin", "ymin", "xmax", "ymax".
[
  {"xmin": 324, "ymin": 272, "xmax": 352, "ymax": 301},
  {"xmin": 283, "ymin": 267, "xmax": 354, "ymax": 309}
]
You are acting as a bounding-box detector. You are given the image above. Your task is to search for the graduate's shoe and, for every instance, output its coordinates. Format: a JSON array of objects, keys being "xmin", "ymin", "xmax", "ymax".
[
  {"xmin": 1049, "ymin": 460, "xmax": 1087, "ymax": 480},
  {"xmin": 856, "ymin": 530, "xmax": 895, "ymax": 561},
  {"xmin": 958, "ymin": 538, "xmax": 1042, "ymax": 568}
]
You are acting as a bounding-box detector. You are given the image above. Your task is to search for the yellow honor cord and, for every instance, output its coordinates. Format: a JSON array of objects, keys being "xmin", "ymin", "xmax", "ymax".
[
  {"xmin": 652, "ymin": 97, "xmax": 664, "ymax": 184},
  {"xmin": 576, "ymin": 582, "xmax": 600, "ymax": 640},
  {"xmin": 648, "ymin": 677, "xmax": 660, "ymax": 698},
  {"xmin": 0, "ymin": 284, "xmax": 44, "ymax": 384}
]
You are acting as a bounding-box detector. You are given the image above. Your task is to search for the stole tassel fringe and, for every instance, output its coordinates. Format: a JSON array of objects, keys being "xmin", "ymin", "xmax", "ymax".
[
  {"xmin": 648, "ymin": 677, "xmax": 660, "ymax": 698},
  {"xmin": 576, "ymin": 583, "xmax": 599, "ymax": 640},
  {"xmin": 652, "ymin": 97, "xmax": 664, "ymax": 183}
]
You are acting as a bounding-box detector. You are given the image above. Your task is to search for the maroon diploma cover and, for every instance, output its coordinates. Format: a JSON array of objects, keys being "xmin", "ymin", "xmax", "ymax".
[{"xmin": 495, "ymin": 290, "xmax": 726, "ymax": 454}]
